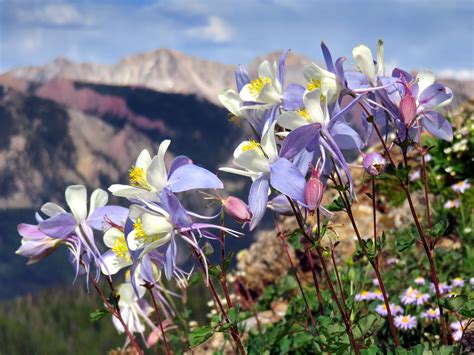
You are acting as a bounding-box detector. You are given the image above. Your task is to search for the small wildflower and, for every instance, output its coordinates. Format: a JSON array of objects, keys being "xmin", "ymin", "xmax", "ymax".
[
  {"xmin": 401, "ymin": 286, "xmax": 419, "ymax": 305},
  {"xmin": 451, "ymin": 320, "xmax": 468, "ymax": 342},
  {"xmin": 369, "ymin": 289, "xmax": 384, "ymax": 301},
  {"xmin": 470, "ymin": 277, "xmax": 474, "ymax": 287},
  {"xmin": 409, "ymin": 169, "xmax": 421, "ymax": 181},
  {"xmin": 452, "ymin": 277, "xmax": 465, "ymax": 287},
  {"xmin": 424, "ymin": 154, "xmax": 432, "ymax": 162},
  {"xmin": 464, "ymin": 227, "xmax": 472, "ymax": 234},
  {"xmin": 375, "ymin": 303, "xmax": 403, "ymax": 317},
  {"xmin": 395, "ymin": 315, "xmax": 417, "ymax": 331},
  {"xmin": 430, "ymin": 282, "xmax": 452, "ymax": 294},
  {"xmin": 444, "ymin": 199, "xmax": 460, "ymax": 209},
  {"xmin": 414, "ymin": 276, "xmax": 425, "ymax": 285},
  {"xmin": 420, "ymin": 308, "xmax": 440, "ymax": 321},
  {"xmin": 372, "ymin": 278, "xmax": 380, "ymax": 286},
  {"xmin": 355, "ymin": 290, "xmax": 372, "ymax": 301},
  {"xmin": 452, "ymin": 179, "xmax": 471, "ymax": 193},
  {"xmin": 414, "ymin": 292, "xmax": 430, "ymax": 306}
]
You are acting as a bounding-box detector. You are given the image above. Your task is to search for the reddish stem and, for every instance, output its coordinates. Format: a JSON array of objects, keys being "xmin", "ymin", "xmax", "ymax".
[
  {"xmin": 146, "ymin": 285, "xmax": 171, "ymax": 355},
  {"xmin": 306, "ymin": 247, "xmax": 325, "ymax": 315}
]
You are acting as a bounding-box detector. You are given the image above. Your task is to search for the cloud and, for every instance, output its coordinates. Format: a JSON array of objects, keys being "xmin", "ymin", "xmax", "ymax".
[
  {"xmin": 15, "ymin": 4, "xmax": 91, "ymax": 27},
  {"xmin": 436, "ymin": 68, "xmax": 474, "ymax": 81},
  {"xmin": 187, "ymin": 16, "xmax": 233, "ymax": 43}
]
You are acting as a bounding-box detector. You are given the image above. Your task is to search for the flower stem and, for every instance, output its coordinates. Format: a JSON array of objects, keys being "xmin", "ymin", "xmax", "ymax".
[
  {"xmin": 402, "ymin": 185, "xmax": 448, "ymax": 345},
  {"xmin": 331, "ymin": 171, "xmax": 400, "ymax": 347},
  {"xmin": 277, "ymin": 233, "xmax": 319, "ymax": 335},
  {"xmin": 329, "ymin": 240, "xmax": 349, "ymax": 320},
  {"xmin": 145, "ymin": 284, "xmax": 171, "ymax": 355},
  {"xmin": 220, "ymin": 210, "xmax": 234, "ymax": 309},
  {"xmin": 88, "ymin": 273, "xmax": 142, "ymax": 354},
  {"xmin": 305, "ymin": 247, "xmax": 325, "ymax": 315},
  {"xmin": 190, "ymin": 247, "xmax": 246, "ymax": 354}
]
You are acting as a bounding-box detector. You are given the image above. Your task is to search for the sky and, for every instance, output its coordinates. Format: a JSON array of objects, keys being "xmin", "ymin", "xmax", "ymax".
[{"xmin": 1, "ymin": 0, "xmax": 473, "ymax": 78}]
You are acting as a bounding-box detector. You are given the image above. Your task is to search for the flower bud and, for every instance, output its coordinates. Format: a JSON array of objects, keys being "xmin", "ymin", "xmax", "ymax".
[
  {"xmin": 399, "ymin": 94, "xmax": 417, "ymax": 126},
  {"xmin": 363, "ymin": 152, "xmax": 386, "ymax": 176},
  {"xmin": 222, "ymin": 196, "xmax": 252, "ymax": 223},
  {"xmin": 304, "ymin": 166, "xmax": 324, "ymax": 214}
]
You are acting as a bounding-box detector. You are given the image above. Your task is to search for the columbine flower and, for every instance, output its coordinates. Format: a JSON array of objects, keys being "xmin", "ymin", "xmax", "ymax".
[
  {"xmin": 420, "ymin": 308, "xmax": 440, "ymax": 321},
  {"xmin": 355, "ymin": 290, "xmax": 373, "ymax": 301},
  {"xmin": 113, "ymin": 283, "xmax": 154, "ymax": 337},
  {"xmin": 394, "ymin": 315, "xmax": 417, "ymax": 331},
  {"xmin": 444, "ymin": 199, "xmax": 460, "ymax": 209},
  {"xmin": 220, "ymin": 122, "xmax": 308, "ymax": 229},
  {"xmin": 30, "ymin": 185, "xmax": 126, "ymax": 279},
  {"xmin": 16, "ymin": 220, "xmax": 62, "ymax": 264},
  {"xmin": 369, "ymin": 289, "xmax": 384, "ymax": 301},
  {"xmin": 128, "ymin": 191, "xmax": 242, "ymax": 281},
  {"xmin": 375, "ymin": 303, "xmax": 403, "ymax": 317},
  {"xmin": 363, "ymin": 152, "xmax": 386, "ymax": 176},
  {"xmin": 452, "ymin": 179, "xmax": 471, "ymax": 193},
  {"xmin": 380, "ymin": 68, "xmax": 453, "ymax": 141},
  {"xmin": 414, "ymin": 292, "xmax": 430, "ymax": 306},
  {"xmin": 451, "ymin": 277, "xmax": 465, "ymax": 287},
  {"xmin": 414, "ymin": 277, "xmax": 425, "ymax": 285},
  {"xmin": 109, "ymin": 140, "xmax": 222, "ymax": 201},
  {"xmin": 267, "ymin": 194, "xmax": 293, "ymax": 216},
  {"xmin": 451, "ymin": 320, "xmax": 468, "ymax": 342},
  {"xmin": 401, "ymin": 286, "xmax": 419, "ymax": 305}
]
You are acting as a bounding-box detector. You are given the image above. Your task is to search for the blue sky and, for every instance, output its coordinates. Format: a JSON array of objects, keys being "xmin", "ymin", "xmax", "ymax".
[{"xmin": 1, "ymin": 0, "xmax": 473, "ymax": 78}]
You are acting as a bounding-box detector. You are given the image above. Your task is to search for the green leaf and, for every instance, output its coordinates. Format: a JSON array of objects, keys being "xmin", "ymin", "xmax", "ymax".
[
  {"xmin": 223, "ymin": 252, "xmax": 235, "ymax": 273},
  {"xmin": 189, "ymin": 326, "xmax": 215, "ymax": 348},
  {"xmin": 441, "ymin": 295, "xmax": 467, "ymax": 312},
  {"xmin": 208, "ymin": 265, "xmax": 222, "ymax": 279},
  {"xmin": 429, "ymin": 219, "xmax": 449, "ymax": 238},
  {"xmin": 326, "ymin": 196, "xmax": 345, "ymax": 212},
  {"xmin": 89, "ymin": 308, "xmax": 109, "ymax": 323},
  {"xmin": 396, "ymin": 231, "xmax": 417, "ymax": 252}
]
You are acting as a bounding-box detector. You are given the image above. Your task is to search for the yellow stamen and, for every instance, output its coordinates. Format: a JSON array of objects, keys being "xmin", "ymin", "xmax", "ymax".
[
  {"xmin": 296, "ymin": 108, "xmax": 311, "ymax": 122},
  {"xmin": 248, "ymin": 76, "xmax": 271, "ymax": 98},
  {"xmin": 402, "ymin": 316, "xmax": 409, "ymax": 323},
  {"xmin": 133, "ymin": 218, "xmax": 148, "ymax": 242},
  {"xmin": 307, "ymin": 79, "xmax": 321, "ymax": 91},
  {"xmin": 129, "ymin": 166, "xmax": 148, "ymax": 188},
  {"xmin": 242, "ymin": 139, "xmax": 261, "ymax": 152},
  {"xmin": 112, "ymin": 235, "xmax": 131, "ymax": 262}
]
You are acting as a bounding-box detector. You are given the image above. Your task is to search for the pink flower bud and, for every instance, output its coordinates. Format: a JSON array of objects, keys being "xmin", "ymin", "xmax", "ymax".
[
  {"xmin": 363, "ymin": 152, "xmax": 386, "ymax": 176},
  {"xmin": 399, "ymin": 94, "xmax": 417, "ymax": 126},
  {"xmin": 304, "ymin": 166, "xmax": 324, "ymax": 214},
  {"xmin": 222, "ymin": 196, "xmax": 252, "ymax": 223}
]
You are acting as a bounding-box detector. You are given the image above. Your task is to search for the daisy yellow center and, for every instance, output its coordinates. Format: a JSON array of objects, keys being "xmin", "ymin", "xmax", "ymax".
[
  {"xmin": 307, "ymin": 79, "xmax": 321, "ymax": 91},
  {"xmin": 248, "ymin": 77, "xmax": 271, "ymax": 98},
  {"xmin": 242, "ymin": 139, "xmax": 262, "ymax": 152},
  {"xmin": 360, "ymin": 291, "xmax": 369, "ymax": 296},
  {"xmin": 454, "ymin": 277, "xmax": 462, "ymax": 282},
  {"xmin": 428, "ymin": 309, "xmax": 436, "ymax": 315},
  {"xmin": 296, "ymin": 108, "xmax": 312, "ymax": 122},
  {"xmin": 402, "ymin": 316, "xmax": 410, "ymax": 323},
  {"xmin": 374, "ymin": 290, "xmax": 382, "ymax": 295},
  {"xmin": 112, "ymin": 235, "xmax": 131, "ymax": 262},
  {"xmin": 456, "ymin": 181, "xmax": 464, "ymax": 187},
  {"xmin": 129, "ymin": 166, "xmax": 149, "ymax": 188}
]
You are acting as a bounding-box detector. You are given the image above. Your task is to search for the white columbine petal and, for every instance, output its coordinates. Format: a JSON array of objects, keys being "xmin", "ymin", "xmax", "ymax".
[
  {"xmin": 89, "ymin": 189, "xmax": 108, "ymax": 216},
  {"xmin": 65, "ymin": 185, "xmax": 88, "ymax": 222},
  {"xmin": 40, "ymin": 202, "xmax": 66, "ymax": 217},
  {"xmin": 103, "ymin": 227, "xmax": 123, "ymax": 248},
  {"xmin": 353, "ymin": 44, "xmax": 377, "ymax": 85},
  {"xmin": 416, "ymin": 71, "xmax": 436, "ymax": 93}
]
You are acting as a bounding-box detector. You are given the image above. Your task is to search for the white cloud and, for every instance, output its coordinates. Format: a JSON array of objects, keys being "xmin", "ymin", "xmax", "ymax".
[
  {"xmin": 15, "ymin": 4, "xmax": 91, "ymax": 27},
  {"xmin": 436, "ymin": 68, "xmax": 474, "ymax": 81},
  {"xmin": 187, "ymin": 16, "xmax": 233, "ymax": 43}
]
